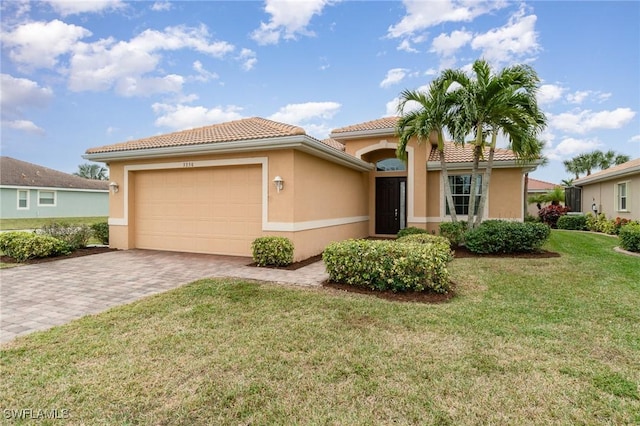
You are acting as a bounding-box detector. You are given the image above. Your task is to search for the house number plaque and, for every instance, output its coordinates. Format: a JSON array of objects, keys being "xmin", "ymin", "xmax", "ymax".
[{"xmin": 182, "ymin": 162, "xmax": 195, "ymax": 168}]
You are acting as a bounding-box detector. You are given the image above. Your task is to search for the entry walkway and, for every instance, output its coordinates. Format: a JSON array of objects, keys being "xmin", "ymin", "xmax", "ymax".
[{"xmin": 0, "ymin": 250, "xmax": 328, "ymax": 343}]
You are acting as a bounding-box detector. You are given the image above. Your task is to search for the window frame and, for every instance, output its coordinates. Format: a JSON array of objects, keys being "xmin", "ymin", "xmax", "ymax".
[
  {"xmin": 446, "ymin": 174, "xmax": 483, "ymax": 216},
  {"xmin": 17, "ymin": 189, "xmax": 30, "ymax": 210},
  {"xmin": 37, "ymin": 190, "xmax": 57, "ymax": 207},
  {"xmin": 616, "ymin": 181, "xmax": 630, "ymax": 212}
]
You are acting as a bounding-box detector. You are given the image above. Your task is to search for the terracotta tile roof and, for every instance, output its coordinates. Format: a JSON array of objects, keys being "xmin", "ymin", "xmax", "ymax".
[
  {"xmin": 331, "ymin": 117, "xmax": 399, "ymax": 135},
  {"xmin": 528, "ymin": 178, "xmax": 558, "ymax": 191},
  {"xmin": 427, "ymin": 142, "xmax": 519, "ymax": 163},
  {"xmin": 574, "ymin": 157, "xmax": 640, "ymax": 185},
  {"xmin": 0, "ymin": 157, "xmax": 109, "ymax": 190},
  {"xmin": 86, "ymin": 117, "xmax": 306, "ymax": 154},
  {"xmin": 321, "ymin": 138, "xmax": 346, "ymax": 151}
]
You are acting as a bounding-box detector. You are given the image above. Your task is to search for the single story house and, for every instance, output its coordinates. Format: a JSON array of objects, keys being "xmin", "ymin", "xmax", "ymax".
[
  {"xmin": 573, "ymin": 157, "xmax": 639, "ymax": 220},
  {"xmin": 526, "ymin": 178, "xmax": 558, "ymax": 217},
  {"xmin": 84, "ymin": 117, "xmax": 540, "ymax": 260},
  {"xmin": 0, "ymin": 156, "xmax": 109, "ymax": 219}
]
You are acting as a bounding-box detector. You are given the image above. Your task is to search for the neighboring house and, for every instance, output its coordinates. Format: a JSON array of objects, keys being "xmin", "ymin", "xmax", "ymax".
[
  {"xmin": 0, "ymin": 157, "xmax": 109, "ymax": 219},
  {"xmin": 526, "ymin": 178, "xmax": 558, "ymax": 217},
  {"xmin": 84, "ymin": 117, "xmax": 540, "ymax": 260},
  {"xmin": 573, "ymin": 158, "xmax": 640, "ymax": 220}
]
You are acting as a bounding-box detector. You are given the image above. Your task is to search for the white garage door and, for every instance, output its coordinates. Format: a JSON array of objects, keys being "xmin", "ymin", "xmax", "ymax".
[{"xmin": 134, "ymin": 165, "xmax": 262, "ymax": 256}]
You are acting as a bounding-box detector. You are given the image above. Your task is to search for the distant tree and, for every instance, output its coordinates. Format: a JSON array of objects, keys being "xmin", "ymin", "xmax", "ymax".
[
  {"xmin": 74, "ymin": 163, "xmax": 108, "ymax": 180},
  {"xmin": 597, "ymin": 149, "xmax": 630, "ymax": 169},
  {"xmin": 561, "ymin": 178, "xmax": 574, "ymax": 187},
  {"xmin": 563, "ymin": 149, "xmax": 630, "ymax": 179}
]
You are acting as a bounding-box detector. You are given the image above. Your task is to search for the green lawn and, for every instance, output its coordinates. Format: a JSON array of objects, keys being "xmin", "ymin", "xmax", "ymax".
[
  {"xmin": 1, "ymin": 231, "xmax": 638, "ymax": 424},
  {"xmin": 0, "ymin": 216, "xmax": 107, "ymax": 231}
]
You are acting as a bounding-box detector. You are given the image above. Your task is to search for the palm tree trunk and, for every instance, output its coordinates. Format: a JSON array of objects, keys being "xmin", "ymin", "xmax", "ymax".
[
  {"xmin": 474, "ymin": 131, "xmax": 497, "ymax": 227},
  {"xmin": 466, "ymin": 127, "xmax": 483, "ymax": 229},
  {"xmin": 439, "ymin": 133, "xmax": 457, "ymax": 223},
  {"xmin": 523, "ymin": 172, "xmax": 529, "ymax": 218}
]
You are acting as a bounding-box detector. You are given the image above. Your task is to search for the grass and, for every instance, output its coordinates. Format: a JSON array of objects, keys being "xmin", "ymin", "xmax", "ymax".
[
  {"xmin": 0, "ymin": 216, "xmax": 107, "ymax": 231},
  {"xmin": 1, "ymin": 231, "xmax": 639, "ymax": 424}
]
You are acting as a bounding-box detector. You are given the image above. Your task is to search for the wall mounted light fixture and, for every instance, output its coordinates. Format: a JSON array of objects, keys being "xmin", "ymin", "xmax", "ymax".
[
  {"xmin": 109, "ymin": 182, "xmax": 119, "ymax": 194},
  {"xmin": 273, "ymin": 176, "xmax": 284, "ymax": 193}
]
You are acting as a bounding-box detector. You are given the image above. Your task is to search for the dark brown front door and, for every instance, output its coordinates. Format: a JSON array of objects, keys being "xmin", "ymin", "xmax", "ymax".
[{"xmin": 375, "ymin": 177, "xmax": 407, "ymax": 235}]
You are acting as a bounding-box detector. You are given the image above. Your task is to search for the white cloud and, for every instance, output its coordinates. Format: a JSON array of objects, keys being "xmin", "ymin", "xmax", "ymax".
[
  {"xmin": 430, "ymin": 30, "xmax": 472, "ymax": 57},
  {"xmin": 115, "ymin": 74, "xmax": 184, "ymax": 97},
  {"xmin": 1, "ymin": 19, "xmax": 91, "ymax": 70},
  {"xmin": 385, "ymin": 83, "xmax": 429, "ymax": 116},
  {"xmin": 629, "ymin": 135, "xmax": 640, "ymax": 143},
  {"xmin": 152, "ymin": 103, "xmax": 243, "ymax": 130},
  {"xmin": 397, "ymin": 39, "xmax": 418, "ymax": 53},
  {"xmin": 268, "ymin": 101, "xmax": 341, "ymax": 124},
  {"xmin": 251, "ymin": 0, "xmax": 334, "ymax": 45},
  {"xmin": 3, "ymin": 119, "xmax": 45, "ymax": 134},
  {"xmin": 380, "ymin": 68, "xmax": 408, "ymax": 88},
  {"xmin": 537, "ymin": 84, "xmax": 565, "ymax": 105},
  {"xmin": 547, "ymin": 137, "xmax": 602, "ymax": 160},
  {"xmin": 151, "ymin": 1, "xmax": 172, "ymax": 11},
  {"xmin": 387, "ymin": 0, "xmax": 506, "ymax": 39},
  {"xmin": 470, "ymin": 7, "xmax": 540, "ymax": 65},
  {"xmin": 566, "ymin": 90, "xmax": 590, "ymax": 104},
  {"xmin": 44, "ymin": 0, "xmax": 125, "ymax": 16},
  {"xmin": 238, "ymin": 48, "xmax": 257, "ymax": 71},
  {"xmin": 549, "ymin": 108, "xmax": 636, "ymax": 134},
  {"xmin": 192, "ymin": 61, "xmax": 219, "ymax": 82}
]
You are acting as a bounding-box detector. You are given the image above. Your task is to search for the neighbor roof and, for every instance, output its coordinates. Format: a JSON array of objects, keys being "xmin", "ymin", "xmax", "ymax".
[
  {"xmin": 330, "ymin": 117, "xmax": 399, "ymax": 137},
  {"xmin": 0, "ymin": 157, "xmax": 109, "ymax": 190},
  {"xmin": 528, "ymin": 178, "xmax": 557, "ymax": 191},
  {"xmin": 573, "ymin": 158, "xmax": 640, "ymax": 186},
  {"xmin": 427, "ymin": 142, "xmax": 519, "ymax": 163},
  {"xmin": 86, "ymin": 117, "xmax": 306, "ymax": 154}
]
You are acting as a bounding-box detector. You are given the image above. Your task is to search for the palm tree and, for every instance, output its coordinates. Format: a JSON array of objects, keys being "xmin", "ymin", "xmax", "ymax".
[
  {"xmin": 564, "ymin": 150, "xmax": 630, "ymax": 179},
  {"xmin": 442, "ymin": 59, "xmax": 547, "ymax": 228},
  {"xmin": 561, "ymin": 178, "xmax": 574, "ymax": 187},
  {"xmin": 597, "ymin": 149, "xmax": 630, "ymax": 169},
  {"xmin": 74, "ymin": 163, "xmax": 108, "ymax": 180},
  {"xmin": 396, "ymin": 76, "xmax": 459, "ymax": 221},
  {"xmin": 563, "ymin": 158, "xmax": 582, "ymax": 180}
]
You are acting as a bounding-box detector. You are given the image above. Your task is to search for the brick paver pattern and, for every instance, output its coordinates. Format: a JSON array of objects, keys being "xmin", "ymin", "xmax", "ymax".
[{"xmin": 0, "ymin": 250, "xmax": 328, "ymax": 343}]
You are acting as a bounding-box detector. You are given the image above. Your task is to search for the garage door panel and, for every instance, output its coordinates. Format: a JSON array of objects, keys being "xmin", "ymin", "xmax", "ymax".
[{"xmin": 134, "ymin": 165, "xmax": 262, "ymax": 256}]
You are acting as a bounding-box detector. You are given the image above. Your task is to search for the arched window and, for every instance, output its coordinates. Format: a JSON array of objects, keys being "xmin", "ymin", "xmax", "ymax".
[{"xmin": 376, "ymin": 158, "xmax": 406, "ymax": 171}]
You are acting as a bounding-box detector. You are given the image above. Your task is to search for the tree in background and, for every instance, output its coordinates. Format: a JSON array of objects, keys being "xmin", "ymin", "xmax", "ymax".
[
  {"xmin": 74, "ymin": 163, "xmax": 108, "ymax": 180},
  {"xmin": 563, "ymin": 150, "xmax": 630, "ymax": 179}
]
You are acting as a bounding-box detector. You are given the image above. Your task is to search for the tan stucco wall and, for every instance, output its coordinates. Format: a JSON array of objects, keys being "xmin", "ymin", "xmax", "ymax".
[
  {"xmin": 581, "ymin": 174, "xmax": 639, "ymax": 220},
  {"xmin": 488, "ymin": 168, "xmax": 524, "ymax": 220}
]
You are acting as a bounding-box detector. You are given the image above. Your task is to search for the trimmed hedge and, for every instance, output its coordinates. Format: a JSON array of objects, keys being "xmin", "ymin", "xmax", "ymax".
[
  {"xmin": 464, "ymin": 220, "xmax": 551, "ymax": 254},
  {"xmin": 439, "ymin": 221, "xmax": 467, "ymax": 247},
  {"xmin": 397, "ymin": 226, "xmax": 428, "ymax": 238},
  {"xmin": 619, "ymin": 223, "xmax": 640, "ymax": 253},
  {"xmin": 557, "ymin": 215, "xmax": 587, "ymax": 231},
  {"xmin": 40, "ymin": 222, "xmax": 92, "ymax": 250},
  {"xmin": 251, "ymin": 236, "xmax": 294, "ymax": 267},
  {"xmin": 91, "ymin": 222, "xmax": 109, "ymax": 245},
  {"xmin": 396, "ymin": 233, "xmax": 452, "ymax": 260},
  {"xmin": 323, "ymin": 239, "xmax": 451, "ymax": 293},
  {"xmin": 0, "ymin": 231, "xmax": 71, "ymax": 261}
]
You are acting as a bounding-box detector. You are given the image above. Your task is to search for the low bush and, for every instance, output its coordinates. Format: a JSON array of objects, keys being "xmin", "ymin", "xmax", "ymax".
[
  {"xmin": 619, "ymin": 223, "xmax": 640, "ymax": 253},
  {"xmin": 585, "ymin": 212, "xmax": 617, "ymax": 234},
  {"xmin": 439, "ymin": 221, "xmax": 467, "ymax": 247},
  {"xmin": 396, "ymin": 226, "xmax": 428, "ymax": 238},
  {"xmin": 538, "ymin": 205, "xmax": 570, "ymax": 228},
  {"xmin": 0, "ymin": 231, "xmax": 71, "ymax": 261},
  {"xmin": 40, "ymin": 222, "xmax": 92, "ymax": 250},
  {"xmin": 557, "ymin": 215, "xmax": 587, "ymax": 231},
  {"xmin": 396, "ymin": 233, "xmax": 452, "ymax": 261},
  {"xmin": 323, "ymin": 239, "xmax": 451, "ymax": 293},
  {"xmin": 251, "ymin": 236, "xmax": 294, "ymax": 267},
  {"xmin": 464, "ymin": 220, "xmax": 551, "ymax": 254},
  {"xmin": 524, "ymin": 213, "xmax": 540, "ymax": 223},
  {"xmin": 91, "ymin": 222, "xmax": 109, "ymax": 245}
]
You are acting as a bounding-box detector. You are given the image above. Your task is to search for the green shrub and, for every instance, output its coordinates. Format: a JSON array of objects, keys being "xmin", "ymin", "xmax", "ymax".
[
  {"xmin": 585, "ymin": 213, "xmax": 617, "ymax": 234},
  {"xmin": 524, "ymin": 213, "xmax": 540, "ymax": 223},
  {"xmin": 557, "ymin": 215, "xmax": 587, "ymax": 231},
  {"xmin": 0, "ymin": 231, "xmax": 71, "ymax": 261},
  {"xmin": 464, "ymin": 220, "xmax": 551, "ymax": 254},
  {"xmin": 538, "ymin": 205, "xmax": 570, "ymax": 228},
  {"xmin": 91, "ymin": 222, "xmax": 109, "ymax": 245},
  {"xmin": 323, "ymin": 239, "xmax": 451, "ymax": 293},
  {"xmin": 396, "ymin": 233, "xmax": 452, "ymax": 261},
  {"xmin": 439, "ymin": 221, "xmax": 467, "ymax": 247},
  {"xmin": 251, "ymin": 236, "xmax": 294, "ymax": 267},
  {"xmin": 396, "ymin": 226, "xmax": 428, "ymax": 238},
  {"xmin": 619, "ymin": 223, "xmax": 640, "ymax": 253},
  {"xmin": 40, "ymin": 222, "xmax": 92, "ymax": 250}
]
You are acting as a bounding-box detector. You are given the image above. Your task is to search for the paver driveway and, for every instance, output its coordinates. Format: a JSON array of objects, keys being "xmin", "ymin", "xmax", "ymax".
[{"xmin": 0, "ymin": 250, "xmax": 328, "ymax": 343}]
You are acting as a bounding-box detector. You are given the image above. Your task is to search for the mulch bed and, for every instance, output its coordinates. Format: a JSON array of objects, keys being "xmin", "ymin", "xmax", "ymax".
[
  {"xmin": 247, "ymin": 254, "xmax": 323, "ymax": 270},
  {"xmin": 1, "ymin": 246, "xmax": 116, "ymax": 265}
]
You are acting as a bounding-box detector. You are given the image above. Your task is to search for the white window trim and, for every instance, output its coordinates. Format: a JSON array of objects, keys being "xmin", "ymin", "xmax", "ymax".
[
  {"xmin": 37, "ymin": 190, "xmax": 57, "ymax": 207},
  {"xmin": 442, "ymin": 173, "xmax": 488, "ymax": 218},
  {"xmin": 17, "ymin": 189, "xmax": 30, "ymax": 210},
  {"xmin": 615, "ymin": 180, "xmax": 630, "ymax": 212}
]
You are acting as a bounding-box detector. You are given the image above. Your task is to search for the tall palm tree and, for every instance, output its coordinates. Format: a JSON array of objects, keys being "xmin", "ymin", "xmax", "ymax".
[
  {"xmin": 396, "ymin": 76, "xmax": 459, "ymax": 221},
  {"xmin": 442, "ymin": 59, "xmax": 547, "ymax": 228},
  {"xmin": 563, "ymin": 158, "xmax": 582, "ymax": 179},
  {"xmin": 74, "ymin": 163, "xmax": 108, "ymax": 180},
  {"xmin": 597, "ymin": 149, "xmax": 630, "ymax": 169}
]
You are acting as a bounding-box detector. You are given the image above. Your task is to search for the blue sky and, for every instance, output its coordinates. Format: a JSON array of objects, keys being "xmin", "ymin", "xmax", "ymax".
[{"xmin": 1, "ymin": 0, "xmax": 639, "ymax": 184}]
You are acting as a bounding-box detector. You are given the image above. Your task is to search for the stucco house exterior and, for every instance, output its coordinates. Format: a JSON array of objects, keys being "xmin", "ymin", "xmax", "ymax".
[
  {"xmin": 84, "ymin": 117, "xmax": 540, "ymax": 260},
  {"xmin": 0, "ymin": 157, "xmax": 109, "ymax": 219},
  {"xmin": 573, "ymin": 158, "xmax": 639, "ymax": 220},
  {"xmin": 526, "ymin": 178, "xmax": 558, "ymax": 217}
]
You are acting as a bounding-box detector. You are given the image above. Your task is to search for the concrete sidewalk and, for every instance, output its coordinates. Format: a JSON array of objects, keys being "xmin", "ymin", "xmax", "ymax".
[{"xmin": 0, "ymin": 250, "xmax": 328, "ymax": 343}]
